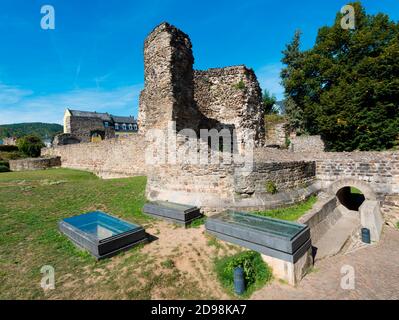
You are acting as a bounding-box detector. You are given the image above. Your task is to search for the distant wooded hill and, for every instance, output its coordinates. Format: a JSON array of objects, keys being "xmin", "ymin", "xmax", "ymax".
[{"xmin": 0, "ymin": 123, "xmax": 63, "ymax": 140}]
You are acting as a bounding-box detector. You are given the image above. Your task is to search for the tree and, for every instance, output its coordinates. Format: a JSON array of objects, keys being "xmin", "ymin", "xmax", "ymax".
[
  {"xmin": 262, "ymin": 90, "xmax": 277, "ymax": 114},
  {"xmin": 281, "ymin": 2, "xmax": 399, "ymax": 151},
  {"xmin": 280, "ymin": 30, "xmax": 306, "ymax": 133},
  {"xmin": 17, "ymin": 135, "xmax": 45, "ymax": 157}
]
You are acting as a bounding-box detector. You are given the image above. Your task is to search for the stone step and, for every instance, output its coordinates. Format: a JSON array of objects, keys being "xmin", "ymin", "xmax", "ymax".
[{"xmin": 313, "ymin": 209, "xmax": 360, "ymax": 261}]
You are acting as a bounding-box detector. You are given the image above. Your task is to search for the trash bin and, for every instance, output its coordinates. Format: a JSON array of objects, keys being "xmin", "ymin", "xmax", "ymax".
[
  {"xmin": 361, "ymin": 228, "xmax": 371, "ymax": 244},
  {"xmin": 234, "ymin": 267, "xmax": 245, "ymax": 295}
]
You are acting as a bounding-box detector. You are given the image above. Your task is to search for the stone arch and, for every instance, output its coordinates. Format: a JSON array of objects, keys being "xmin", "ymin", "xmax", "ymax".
[{"xmin": 327, "ymin": 178, "xmax": 377, "ymax": 201}]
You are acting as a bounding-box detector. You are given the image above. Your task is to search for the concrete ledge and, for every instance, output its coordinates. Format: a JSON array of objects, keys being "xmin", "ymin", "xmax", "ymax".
[
  {"xmin": 262, "ymin": 247, "xmax": 313, "ymax": 286},
  {"xmin": 298, "ymin": 194, "xmax": 340, "ymax": 243},
  {"xmin": 9, "ymin": 156, "xmax": 61, "ymax": 172},
  {"xmin": 360, "ymin": 200, "xmax": 383, "ymax": 242}
]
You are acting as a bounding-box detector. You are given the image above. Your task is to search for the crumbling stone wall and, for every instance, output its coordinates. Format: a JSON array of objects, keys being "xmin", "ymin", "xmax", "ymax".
[
  {"xmin": 65, "ymin": 116, "xmax": 115, "ymax": 143},
  {"xmin": 138, "ymin": 23, "xmax": 265, "ymax": 148},
  {"xmin": 264, "ymin": 120, "xmax": 287, "ymax": 148},
  {"xmin": 9, "ymin": 157, "xmax": 61, "ymax": 171},
  {"xmin": 42, "ymin": 135, "xmax": 147, "ymax": 178},
  {"xmin": 53, "ymin": 133, "xmax": 81, "ymax": 146},
  {"xmin": 194, "ymin": 66, "xmax": 265, "ymax": 146},
  {"xmin": 289, "ymin": 135, "xmax": 325, "ymax": 153}
]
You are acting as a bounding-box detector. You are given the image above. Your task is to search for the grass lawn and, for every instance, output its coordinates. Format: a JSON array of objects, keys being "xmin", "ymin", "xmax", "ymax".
[
  {"xmin": 253, "ymin": 195, "xmax": 317, "ymax": 221},
  {"xmin": 350, "ymin": 187, "xmax": 363, "ymax": 195},
  {"xmin": 0, "ymin": 168, "xmax": 212, "ymax": 299}
]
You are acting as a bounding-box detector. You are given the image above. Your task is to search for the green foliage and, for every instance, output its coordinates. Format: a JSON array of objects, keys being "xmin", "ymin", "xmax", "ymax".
[
  {"xmin": 0, "ymin": 145, "xmax": 19, "ymax": 152},
  {"xmin": 396, "ymin": 221, "xmax": 399, "ymax": 230},
  {"xmin": 265, "ymin": 181, "xmax": 278, "ymax": 194},
  {"xmin": 0, "ymin": 151, "xmax": 25, "ymax": 161},
  {"xmin": 262, "ymin": 90, "xmax": 277, "ymax": 114},
  {"xmin": 281, "ymin": 2, "xmax": 399, "ymax": 151},
  {"xmin": 285, "ymin": 137, "xmax": 291, "ymax": 149},
  {"xmin": 234, "ymin": 80, "xmax": 246, "ymax": 90},
  {"xmin": 0, "ymin": 165, "xmax": 10, "ymax": 172},
  {"xmin": 0, "ymin": 123, "xmax": 62, "ymax": 140},
  {"xmin": 0, "ymin": 161, "xmax": 9, "ymax": 168},
  {"xmin": 350, "ymin": 187, "xmax": 363, "ymax": 195},
  {"xmin": 254, "ymin": 195, "xmax": 317, "ymax": 221},
  {"xmin": 215, "ymin": 251, "xmax": 272, "ymax": 297},
  {"xmin": 161, "ymin": 259, "xmax": 175, "ymax": 269},
  {"xmin": 16, "ymin": 135, "xmax": 45, "ymax": 157},
  {"xmin": 264, "ymin": 114, "xmax": 285, "ymax": 124},
  {"xmin": 187, "ymin": 216, "xmax": 207, "ymax": 228}
]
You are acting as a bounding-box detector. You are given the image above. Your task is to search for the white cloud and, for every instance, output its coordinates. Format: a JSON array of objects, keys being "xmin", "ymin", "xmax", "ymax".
[
  {"xmin": 255, "ymin": 63, "xmax": 285, "ymax": 100},
  {"xmin": 0, "ymin": 83, "xmax": 143, "ymax": 125}
]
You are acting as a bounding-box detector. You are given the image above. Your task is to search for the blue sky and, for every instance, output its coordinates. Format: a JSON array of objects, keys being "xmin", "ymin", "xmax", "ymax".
[{"xmin": 0, "ymin": 0, "xmax": 398, "ymax": 125}]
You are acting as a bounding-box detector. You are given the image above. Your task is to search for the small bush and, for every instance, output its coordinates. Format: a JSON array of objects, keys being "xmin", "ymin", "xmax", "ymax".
[
  {"xmin": 187, "ymin": 216, "xmax": 206, "ymax": 228},
  {"xmin": 0, "ymin": 145, "xmax": 19, "ymax": 152},
  {"xmin": 161, "ymin": 259, "xmax": 175, "ymax": 269},
  {"xmin": 396, "ymin": 221, "xmax": 399, "ymax": 230},
  {"xmin": 0, "ymin": 165, "xmax": 10, "ymax": 172},
  {"xmin": 16, "ymin": 135, "xmax": 45, "ymax": 157},
  {"xmin": 0, "ymin": 151, "xmax": 24, "ymax": 161},
  {"xmin": 234, "ymin": 80, "xmax": 246, "ymax": 90},
  {"xmin": 285, "ymin": 137, "xmax": 291, "ymax": 149},
  {"xmin": 265, "ymin": 181, "xmax": 278, "ymax": 194},
  {"xmin": 215, "ymin": 251, "xmax": 272, "ymax": 297},
  {"xmin": 0, "ymin": 160, "xmax": 9, "ymax": 168}
]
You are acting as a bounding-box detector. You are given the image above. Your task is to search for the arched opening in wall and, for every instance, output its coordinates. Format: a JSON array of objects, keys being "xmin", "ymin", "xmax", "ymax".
[
  {"xmin": 336, "ymin": 186, "xmax": 365, "ymax": 211},
  {"xmin": 90, "ymin": 130, "xmax": 105, "ymax": 143}
]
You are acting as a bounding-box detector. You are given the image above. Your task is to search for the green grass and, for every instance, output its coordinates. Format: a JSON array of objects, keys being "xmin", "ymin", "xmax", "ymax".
[
  {"xmin": 253, "ymin": 195, "xmax": 317, "ymax": 221},
  {"xmin": 0, "ymin": 168, "xmax": 210, "ymax": 300},
  {"xmin": 160, "ymin": 258, "xmax": 175, "ymax": 269},
  {"xmin": 214, "ymin": 251, "xmax": 272, "ymax": 298},
  {"xmin": 187, "ymin": 216, "xmax": 207, "ymax": 228},
  {"xmin": 350, "ymin": 187, "xmax": 363, "ymax": 195}
]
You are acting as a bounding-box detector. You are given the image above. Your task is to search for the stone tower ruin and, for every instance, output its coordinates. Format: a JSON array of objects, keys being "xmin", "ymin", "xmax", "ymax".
[
  {"xmin": 138, "ymin": 22, "xmax": 266, "ymax": 145},
  {"xmin": 138, "ymin": 22, "xmax": 200, "ymax": 133}
]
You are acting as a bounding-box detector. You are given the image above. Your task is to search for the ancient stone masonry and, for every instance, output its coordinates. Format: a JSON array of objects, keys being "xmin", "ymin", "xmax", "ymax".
[
  {"xmin": 194, "ymin": 66, "xmax": 265, "ymax": 147},
  {"xmin": 9, "ymin": 156, "xmax": 61, "ymax": 171},
  {"xmin": 138, "ymin": 23, "xmax": 200, "ymax": 133},
  {"xmin": 43, "ymin": 135, "xmax": 147, "ymax": 179},
  {"xmin": 43, "ymin": 22, "xmax": 399, "ymax": 217},
  {"xmin": 289, "ymin": 135, "xmax": 325, "ymax": 153},
  {"xmin": 138, "ymin": 22, "xmax": 265, "ymax": 148}
]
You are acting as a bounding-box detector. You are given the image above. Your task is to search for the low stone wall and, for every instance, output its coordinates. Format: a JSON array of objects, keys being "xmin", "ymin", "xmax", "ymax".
[
  {"xmin": 9, "ymin": 157, "xmax": 61, "ymax": 172},
  {"xmin": 315, "ymin": 152, "xmax": 399, "ymax": 197},
  {"xmin": 290, "ymin": 135, "xmax": 325, "ymax": 153},
  {"xmin": 147, "ymin": 158, "xmax": 319, "ymax": 212},
  {"xmin": 42, "ymin": 135, "xmax": 147, "ymax": 178},
  {"xmin": 235, "ymin": 161, "xmax": 316, "ymax": 195}
]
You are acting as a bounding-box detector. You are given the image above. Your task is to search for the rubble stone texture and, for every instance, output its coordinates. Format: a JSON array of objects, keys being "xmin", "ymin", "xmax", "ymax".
[{"xmin": 138, "ymin": 23, "xmax": 265, "ymax": 146}]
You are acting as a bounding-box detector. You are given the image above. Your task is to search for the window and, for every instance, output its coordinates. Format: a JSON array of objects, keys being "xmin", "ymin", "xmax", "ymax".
[
  {"xmin": 133, "ymin": 124, "xmax": 138, "ymax": 131},
  {"xmin": 122, "ymin": 124, "xmax": 127, "ymax": 130},
  {"xmin": 115, "ymin": 123, "xmax": 119, "ymax": 130},
  {"xmin": 104, "ymin": 121, "xmax": 109, "ymax": 128},
  {"xmin": 129, "ymin": 124, "xmax": 133, "ymax": 130}
]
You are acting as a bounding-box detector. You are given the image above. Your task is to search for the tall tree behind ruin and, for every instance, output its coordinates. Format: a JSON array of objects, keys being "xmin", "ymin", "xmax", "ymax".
[{"xmin": 281, "ymin": 1, "xmax": 399, "ymax": 151}]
